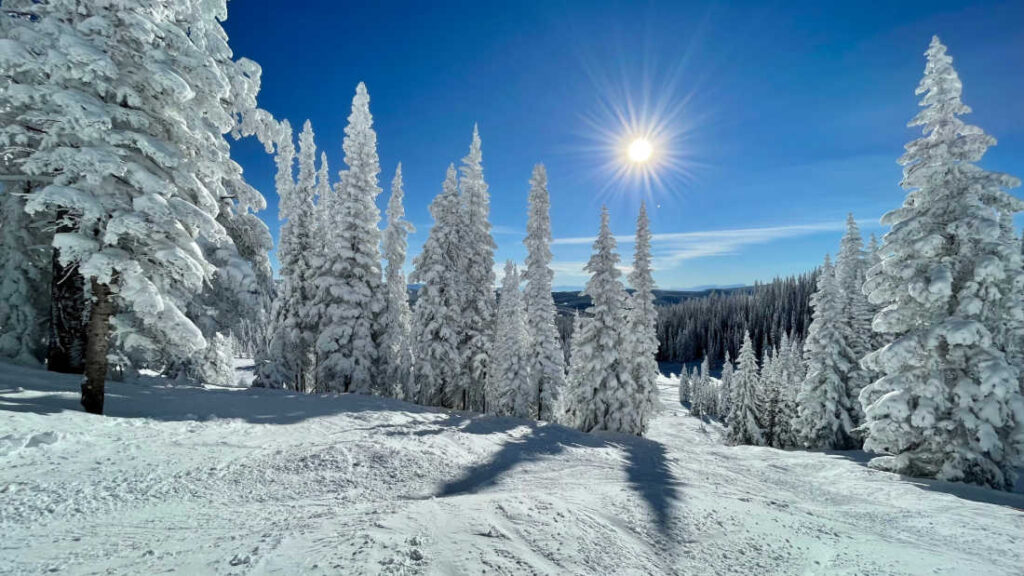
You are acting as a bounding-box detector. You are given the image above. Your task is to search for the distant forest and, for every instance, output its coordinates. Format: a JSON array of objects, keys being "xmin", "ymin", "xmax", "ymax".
[{"xmin": 553, "ymin": 271, "xmax": 819, "ymax": 368}]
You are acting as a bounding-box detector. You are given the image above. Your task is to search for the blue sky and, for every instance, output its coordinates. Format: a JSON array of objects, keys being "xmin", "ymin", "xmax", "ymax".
[{"xmin": 224, "ymin": 0, "xmax": 1024, "ymax": 290}]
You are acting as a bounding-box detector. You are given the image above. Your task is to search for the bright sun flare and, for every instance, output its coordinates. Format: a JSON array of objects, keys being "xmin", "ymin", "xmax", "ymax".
[{"xmin": 628, "ymin": 138, "xmax": 653, "ymax": 163}]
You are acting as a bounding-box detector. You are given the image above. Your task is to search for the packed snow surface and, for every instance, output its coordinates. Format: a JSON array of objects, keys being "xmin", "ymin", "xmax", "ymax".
[{"xmin": 1, "ymin": 361, "xmax": 1022, "ymax": 575}]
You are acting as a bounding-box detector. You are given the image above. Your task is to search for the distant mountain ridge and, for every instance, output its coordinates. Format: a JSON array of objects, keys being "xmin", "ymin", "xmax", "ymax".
[{"xmin": 552, "ymin": 287, "xmax": 752, "ymax": 313}]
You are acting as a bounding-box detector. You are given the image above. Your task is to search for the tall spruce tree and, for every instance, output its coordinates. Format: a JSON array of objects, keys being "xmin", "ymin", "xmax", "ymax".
[
  {"xmin": 835, "ymin": 213, "xmax": 872, "ymax": 431},
  {"xmin": 624, "ymin": 202, "xmax": 661, "ymax": 434},
  {"xmin": 861, "ymin": 37, "xmax": 1024, "ymax": 489},
  {"xmin": 796, "ymin": 255, "xmax": 861, "ymax": 449},
  {"xmin": 727, "ymin": 331, "xmax": 764, "ymax": 446},
  {"xmin": 488, "ymin": 261, "xmax": 532, "ymax": 417},
  {"xmin": 410, "ymin": 166, "xmax": 464, "ymax": 407},
  {"xmin": 566, "ymin": 207, "xmax": 637, "ymax": 434},
  {"xmin": 719, "ymin": 352, "xmax": 735, "ymax": 424},
  {"xmin": 10, "ymin": 0, "xmax": 272, "ymax": 413},
  {"xmin": 313, "ymin": 83, "xmax": 385, "ymax": 395},
  {"xmin": 381, "ymin": 164, "xmax": 415, "ymax": 399},
  {"xmin": 523, "ymin": 164, "xmax": 566, "ymax": 421},
  {"xmin": 457, "ymin": 126, "xmax": 497, "ymax": 411},
  {"xmin": 255, "ymin": 122, "xmax": 303, "ymax": 389}
]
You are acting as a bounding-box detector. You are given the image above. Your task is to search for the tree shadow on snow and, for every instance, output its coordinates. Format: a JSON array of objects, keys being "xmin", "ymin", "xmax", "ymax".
[
  {"xmin": 436, "ymin": 421, "xmax": 684, "ymax": 535},
  {"xmin": 0, "ymin": 361, "xmax": 460, "ymax": 427}
]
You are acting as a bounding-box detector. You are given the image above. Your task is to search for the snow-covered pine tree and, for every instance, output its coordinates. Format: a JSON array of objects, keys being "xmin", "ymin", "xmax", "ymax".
[
  {"xmin": 719, "ymin": 351, "xmax": 735, "ymax": 423},
  {"xmin": 563, "ymin": 309, "xmax": 586, "ymax": 424},
  {"xmin": 994, "ymin": 209, "xmax": 1024, "ymax": 371},
  {"xmin": 761, "ymin": 347, "xmax": 781, "ymax": 446},
  {"xmin": 861, "ymin": 37, "xmax": 1024, "ymax": 489},
  {"xmin": 381, "ymin": 164, "xmax": 416, "ymax": 400},
  {"xmin": 523, "ymin": 164, "xmax": 566, "ymax": 421},
  {"xmin": 255, "ymin": 121, "xmax": 302, "ymax": 389},
  {"xmin": 253, "ymin": 120, "xmax": 320, "ymax": 391},
  {"xmin": 488, "ymin": 261, "xmax": 532, "ymax": 417},
  {"xmin": 727, "ymin": 331, "xmax": 764, "ymax": 446},
  {"xmin": 623, "ymin": 202, "xmax": 661, "ymax": 434},
  {"xmin": 457, "ymin": 126, "xmax": 497, "ymax": 411},
  {"xmin": 695, "ymin": 355, "xmax": 717, "ymax": 419},
  {"xmin": 0, "ymin": 184, "xmax": 50, "ymax": 364},
  {"xmin": 796, "ymin": 255, "xmax": 860, "ymax": 449},
  {"xmin": 772, "ymin": 333, "xmax": 802, "ymax": 448},
  {"xmin": 565, "ymin": 207, "xmax": 637, "ymax": 434},
  {"xmin": 313, "ymin": 83, "xmax": 385, "ymax": 395},
  {"xmin": 864, "ymin": 233, "xmax": 888, "ymax": 353},
  {"xmin": 9, "ymin": 0, "xmax": 271, "ymax": 413},
  {"xmin": 677, "ymin": 369, "xmax": 688, "ymax": 407},
  {"xmin": 835, "ymin": 213, "xmax": 873, "ymax": 431},
  {"xmin": 410, "ymin": 166, "xmax": 464, "ymax": 408},
  {"xmin": 0, "ymin": 9, "xmax": 83, "ymax": 375}
]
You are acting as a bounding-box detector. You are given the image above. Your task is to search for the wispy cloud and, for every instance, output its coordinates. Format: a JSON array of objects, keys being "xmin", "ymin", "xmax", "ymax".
[
  {"xmin": 552, "ymin": 219, "xmax": 879, "ymax": 274},
  {"xmin": 548, "ymin": 260, "xmax": 634, "ymax": 284}
]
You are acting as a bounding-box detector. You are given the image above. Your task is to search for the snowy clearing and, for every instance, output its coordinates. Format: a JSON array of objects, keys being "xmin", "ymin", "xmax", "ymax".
[{"xmin": 1, "ymin": 361, "xmax": 1022, "ymax": 575}]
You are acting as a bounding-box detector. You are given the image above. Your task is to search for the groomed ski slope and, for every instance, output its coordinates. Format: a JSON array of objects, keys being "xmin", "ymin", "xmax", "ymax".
[{"xmin": 1, "ymin": 361, "xmax": 1021, "ymax": 575}]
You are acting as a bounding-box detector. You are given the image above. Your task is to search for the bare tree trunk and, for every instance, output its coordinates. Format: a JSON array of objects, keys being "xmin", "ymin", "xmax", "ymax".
[
  {"xmin": 47, "ymin": 211, "xmax": 87, "ymax": 374},
  {"xmin": 81, "ymin": 278, "xmax": 112, "ymax": 415}
]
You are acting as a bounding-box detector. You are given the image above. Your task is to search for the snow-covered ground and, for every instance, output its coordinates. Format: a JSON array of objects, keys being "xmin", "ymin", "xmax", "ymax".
[{"xmin": 1, "ymin": 361, "xmax": 1022, "ymax": 575}]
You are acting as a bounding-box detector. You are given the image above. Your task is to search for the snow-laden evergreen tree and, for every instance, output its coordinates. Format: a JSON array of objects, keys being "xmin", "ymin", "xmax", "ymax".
[
  {"xmin": 457, "ymin": 126, "xmax": 497, "ymax": 411},
  {"xmin": 565, "ymin": 207, "xmax": 637, "ymax": 434},
  {"xmin": 796, "ymin": 256, "xmax": 860, "ymax": 449},
  {"xmin": 313, "ymin": 83, "xmax": 385, "ymax": 395},
  {"xmin": 380, "ymin": 164, "xmax": 415, "ymax": 400},
  {"xmin": 691, "ymin": 354, "xmax": 713, "ymax": 419},
  {"xmin": 719, "ymin": 352, "xmax": 735, "ymax": 423},
  {"xmin": 677, "ymin": 369, "xmax": 689, "ymax": 406},
  {"xmin": 488, "ymin": 261, "xmax": 532, "ymax": 417},
  {"xmin": 727, "ymin": 331, "xmax": 764, "ymax": 446},
  {"xmin": 251, "ymin": 120, "xmax": 321, "ymax": 391},
  {"xmin": 0, "ymin": 184, "xmax": 50, "ymax": 364},
  {"xmin": 623, "ymin": 202, "xmax": 661, "ymax": 434},
  {"xmin": 7, "ymin": 0, "xmax": 273, "ymax": 413},
  {"xmin": 994, "ymin": 209, "xmax": 1024, "ymax": 371},
  {"xmin": 563, "ymin": 310, "xmax": 586, "ymax": 424},
  {"xmin": 861, "ymin": 37, "xmax": 1024, "ymax": 489},
  {"xmin": 835, "ymin": 213, "xmax": 873, "ymax": 429},
  {"xmin": 761, "ymin": 348, "xmax": 782, "ymax": 446},
  {"xmin": 773, "ymin": 333, "xmax": 802, "ymax": 448},
  {"xmin": 864, "ymin": 233, "xmax": 888, "ymax": 353},
  {"xmin": 523, "ymin": 164, "xmax": 566, "ymax": 421},
  {"xmin": 255, "ymin": 121, "xmax": 303, "ymax": 389},
  {"xmin": 410, "ymin": 166, "xmax": 464, "ymax": 407}
]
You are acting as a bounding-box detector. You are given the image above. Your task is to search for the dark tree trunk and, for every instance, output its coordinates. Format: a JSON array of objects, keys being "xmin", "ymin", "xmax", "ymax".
[
  {"xmin": 47, "ymin": 210, "xmax": 87, "ymax": 374},
  {"xmin": 81, "ymin": 278, "xmax": 112, "ymax": 415}
]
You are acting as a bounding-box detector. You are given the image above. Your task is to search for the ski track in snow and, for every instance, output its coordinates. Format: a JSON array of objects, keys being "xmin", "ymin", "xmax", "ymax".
[{"xmin": 0, "ymin": 361, "xmax": 1022, "ymax": 575}]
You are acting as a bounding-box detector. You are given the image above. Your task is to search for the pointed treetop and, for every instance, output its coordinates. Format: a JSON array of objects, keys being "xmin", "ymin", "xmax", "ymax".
[
  {"xmin": 392, "ymin": 162, "xmax": 403, "ymax": 189},
  {"xmin": 502, "ymin": 259, "xmax": 519, "ymax": 286},
  {"xmin": 465, "ymin": 124, "xmax": 483, "ymax": 166},
  {"xmin": 532, "ymin": 163, "xmax": 546, "ymax": 184}
]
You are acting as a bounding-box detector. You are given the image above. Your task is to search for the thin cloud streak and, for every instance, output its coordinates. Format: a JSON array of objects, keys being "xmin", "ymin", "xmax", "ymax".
[{"xmin": 551, "ymin": 219, "xmax": 882, "ymax": 280}]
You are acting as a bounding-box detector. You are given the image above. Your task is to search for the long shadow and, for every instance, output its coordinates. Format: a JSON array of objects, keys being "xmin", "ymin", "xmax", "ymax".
[
  {"xmin": 437, "ymin": 421, "xmax": 683, "ymax": 535},
  {"xmin": 824, "ymin": 450, "xmax": 1024, "ymax": 509},
  {"xmin": 620, "ymin": 438, "xmax": 681, "ymax": 533},
  {"xmin": 0, "ymin": 361, "xmax": 456, "ymax": 426}
]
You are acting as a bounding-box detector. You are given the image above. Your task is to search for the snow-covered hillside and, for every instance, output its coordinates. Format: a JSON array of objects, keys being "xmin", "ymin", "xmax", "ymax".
[{"xmin": 1, "ymin": 362, "xmax": 1021, "ymax": 575}]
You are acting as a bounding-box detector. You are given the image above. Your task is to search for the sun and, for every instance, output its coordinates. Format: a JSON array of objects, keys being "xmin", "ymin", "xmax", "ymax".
[{"xmin": 628, "ymin": 138, "xmax": 653, "ymax": 163}]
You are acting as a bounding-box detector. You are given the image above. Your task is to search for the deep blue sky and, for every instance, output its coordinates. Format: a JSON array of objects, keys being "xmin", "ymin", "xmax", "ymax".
[{"xmin": 224, "ymin": 0, "xmax": 1024, "ymax": 290}]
